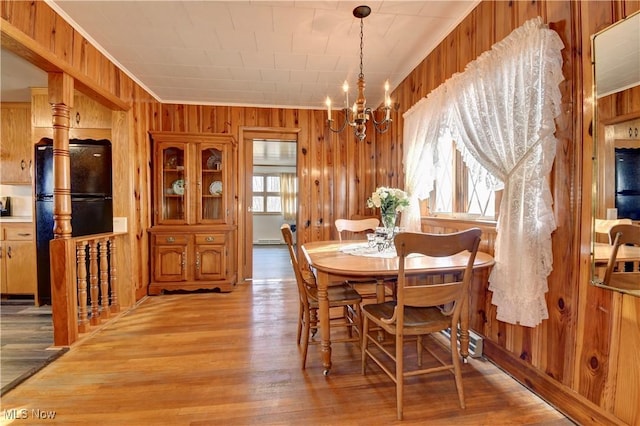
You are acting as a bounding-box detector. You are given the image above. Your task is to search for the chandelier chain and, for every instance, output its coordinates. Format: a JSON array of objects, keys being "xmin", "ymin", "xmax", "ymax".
[{"xmin": 359, "ymin": 18, "xmax": 364, "ymax": 78}]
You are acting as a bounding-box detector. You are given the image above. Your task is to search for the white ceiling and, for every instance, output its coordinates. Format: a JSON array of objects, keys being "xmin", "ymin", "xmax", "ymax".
[{"xmin": 32, "ymin": 0, "xmax": 479, "ymax": 109}]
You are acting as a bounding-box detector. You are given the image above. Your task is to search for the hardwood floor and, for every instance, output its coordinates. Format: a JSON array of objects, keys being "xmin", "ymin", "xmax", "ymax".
[
  {"xmin": 0, "ymin": 247, "xmax": 573, "ymax": 424},
  {"xmin": 0, "ymin": 301, "xmax": 65, "ymax": 395}
]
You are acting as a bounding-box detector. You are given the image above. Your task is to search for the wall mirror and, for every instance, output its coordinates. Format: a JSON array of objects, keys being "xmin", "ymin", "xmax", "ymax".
[{"xmin": 591, "ymin": 11, "xmax": 640, "ymax": 296}]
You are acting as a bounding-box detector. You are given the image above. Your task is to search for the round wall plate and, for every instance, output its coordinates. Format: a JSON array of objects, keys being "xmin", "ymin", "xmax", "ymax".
[
  {"xmin": 209, "ymin": 180, "xmax": 222, "ymax": 195},
  {"xmin": 172, "ymin": 179, "xmax": 185, "ymax": 195}
]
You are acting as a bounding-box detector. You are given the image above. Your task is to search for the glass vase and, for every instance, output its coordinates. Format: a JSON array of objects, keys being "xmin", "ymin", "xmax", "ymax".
[{"xmin": 381, "ymin": 210, "xmax": 397, "ymax": 231}]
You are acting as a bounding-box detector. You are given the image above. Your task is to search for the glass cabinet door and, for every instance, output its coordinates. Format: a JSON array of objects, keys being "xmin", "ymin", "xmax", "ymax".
[
  {"xmin": 159, "ymin": 144, "xmax": 187, "ymax": 223},
  {"xmin": 199, "ymin": 145, "xmax": 225, "ymax": 222}
]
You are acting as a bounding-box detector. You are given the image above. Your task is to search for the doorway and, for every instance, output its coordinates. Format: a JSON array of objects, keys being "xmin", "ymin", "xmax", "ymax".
[{"xmin": 240, "ymin": 129, "xmax": 299, "ymax": 282}]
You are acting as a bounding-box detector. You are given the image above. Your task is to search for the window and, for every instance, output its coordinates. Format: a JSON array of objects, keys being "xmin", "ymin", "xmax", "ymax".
[
  {"xmin": 425, "ymin": 138, "xmax": 497, "ymax": 219},
  {"xmin": 252, "ymin": 174, "xmax": 282, "ymax": 213}
]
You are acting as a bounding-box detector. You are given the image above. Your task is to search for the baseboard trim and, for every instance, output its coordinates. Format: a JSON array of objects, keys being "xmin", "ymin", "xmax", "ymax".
[{"xmin": 483, "ymin": 340, "xmax": 624, "ymax": 426}]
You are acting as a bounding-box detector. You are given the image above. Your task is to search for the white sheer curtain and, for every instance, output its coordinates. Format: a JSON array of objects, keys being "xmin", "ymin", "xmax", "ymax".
[
  {"xmin": 280, "ymin": 173, "xmax": 297, "ymax": 221},
  {"xmin": 401, "ymin": 87, "xmax": 450, "ymax": 231},
  {"xmin": 402, "ymin": 17, "xmax": 564, "ymax": 327}
]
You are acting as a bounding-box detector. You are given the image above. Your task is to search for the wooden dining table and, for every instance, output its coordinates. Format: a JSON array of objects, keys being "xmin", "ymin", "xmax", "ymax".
[
  {"xmin": 301, "ymin": 240, "xmax": 495, "ymax": 375},
  {"xmin": 593, "ymin": 242, "xmax": 640, "ymax": 264}
]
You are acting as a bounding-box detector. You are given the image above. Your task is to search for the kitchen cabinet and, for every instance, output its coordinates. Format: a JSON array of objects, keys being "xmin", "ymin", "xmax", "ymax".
[
  {"xmin": 148, "ymin": 132, "xmax": 237, "ymax": 294},
  {"xmin": 0, "ymin": 223, "xmax": 38, "ymax": 300},
  {"xmin": 31, "ymin": 88, "xmax": 112, "ymax": 129},
  {"xmin": 0, "ymin": 103, "xmax": 32, "ymax": 184}
]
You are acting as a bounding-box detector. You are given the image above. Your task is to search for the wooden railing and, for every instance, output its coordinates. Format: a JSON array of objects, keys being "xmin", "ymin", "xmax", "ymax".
[{"xmin": 49, "ymin": 232, "xmax": 127, "ymax": 346}]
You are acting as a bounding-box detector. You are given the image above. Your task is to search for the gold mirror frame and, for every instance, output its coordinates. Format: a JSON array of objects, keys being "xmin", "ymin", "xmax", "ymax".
[{"xmin": 590, "ymin": 11, "xmax": 640, "ymax": 296}]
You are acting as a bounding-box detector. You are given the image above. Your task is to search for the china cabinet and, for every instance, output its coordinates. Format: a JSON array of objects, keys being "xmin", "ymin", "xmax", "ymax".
[{"xmin": 148, "ymin": 132, "xmax": 237, "ymax": 294}]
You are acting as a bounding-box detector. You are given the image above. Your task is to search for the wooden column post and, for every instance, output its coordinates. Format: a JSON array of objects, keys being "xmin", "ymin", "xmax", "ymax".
[
  {"xmin": 49, "ymin": 72, "xmax": 74, "ymax": 239},
  {"xmin": 48, "ymin": 72, "xmax": 78, "ymax": 346}
]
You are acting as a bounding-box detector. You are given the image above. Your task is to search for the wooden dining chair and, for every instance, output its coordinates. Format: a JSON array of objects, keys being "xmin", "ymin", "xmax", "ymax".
[
  {"xmin": 335, "ymin": 217, "xmax": 380, "ymax": 241},
  {"xmin": 361, "ymin": 228, "xmax": 481, "ymax": 420},
  {"xmin": 334, "ymin": 217, "xmax": 395, "ymax": 301},
  {"xmin": 595, "ymin": 218, "xmax": 632, "ymax": 243},
  {"xmin": 603, "ymin": 224, "xmax": 640, "ymax": 291},
  {"xmin": 280, "ymin": 224, "xmax": 362, "ymax": 369}
]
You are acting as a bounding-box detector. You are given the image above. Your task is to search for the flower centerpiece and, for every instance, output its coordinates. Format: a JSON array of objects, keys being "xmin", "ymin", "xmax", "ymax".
[{"xmin": 366, "ymin": 187, "xmax": 410, "ymax": 230}]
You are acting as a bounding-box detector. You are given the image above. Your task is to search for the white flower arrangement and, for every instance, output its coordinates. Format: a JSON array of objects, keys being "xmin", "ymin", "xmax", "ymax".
[{"xmin": 366, "ymin": 187, "xmax": 410, "ymax": 214}]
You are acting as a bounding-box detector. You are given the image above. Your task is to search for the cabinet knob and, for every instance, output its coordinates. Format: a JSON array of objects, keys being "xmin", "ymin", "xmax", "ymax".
[
  {"xmin": 205, "ymin": 236, "xmax": 214, "ymax": 242},
  {"xmin": 21, "ymin": 159, "xmax": 26, "ymax": 170},
  {"xmin": 18, "ymin": 233, "xmax": 32, "ymax": 237},
  {"xmin": 195, "ymin": 252, "xmax": 201, "ymax": 270},
  {"xmin": 7, "ymin": 246, "xmax": 12, "ymax": 259},
  {"xmin": 166, "ymin": 237, "xmax": 175, "ymax": 243},
  {"xmin": 75, "ymin": 111, "xmax": 81, "ymax": 125}
]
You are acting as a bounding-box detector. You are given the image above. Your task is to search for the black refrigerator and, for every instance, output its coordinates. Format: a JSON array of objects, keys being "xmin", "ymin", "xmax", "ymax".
[
  {"xmin": 615, "ymin": 148, "xmax": 640, "ymax": 221},
  {"xmin": 35, "ymin": 138, "xmax": 114, "ymax": 305}
]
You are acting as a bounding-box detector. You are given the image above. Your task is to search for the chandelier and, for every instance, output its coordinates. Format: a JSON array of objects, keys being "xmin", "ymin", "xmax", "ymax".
[{"xmin": 325, "ymin": 5, "xmax": 392, "ymax": 141}]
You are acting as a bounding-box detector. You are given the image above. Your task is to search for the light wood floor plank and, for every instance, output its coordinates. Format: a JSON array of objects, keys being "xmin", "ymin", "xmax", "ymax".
[{"xmin": 0, "ymin": 276, "xmax": 573, "ymax": 425}]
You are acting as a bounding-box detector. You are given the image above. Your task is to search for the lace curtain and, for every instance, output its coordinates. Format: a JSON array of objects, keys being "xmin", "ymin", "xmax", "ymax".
[
  {"xmin": 280, "ymin": 173, "xmax": 297, "ymax": 221},
  {"xmin": 402, "ymin": 17, "xmax": 564, "ymax": 327}
]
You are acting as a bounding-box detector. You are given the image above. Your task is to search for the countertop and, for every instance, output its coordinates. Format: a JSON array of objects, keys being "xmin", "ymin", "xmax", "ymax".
[{"xmin": 0, "ymin": 216, "xmax": 34, "ymax": 223}]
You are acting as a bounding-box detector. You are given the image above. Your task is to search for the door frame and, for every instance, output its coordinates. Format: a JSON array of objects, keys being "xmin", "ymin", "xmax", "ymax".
[{"xmin": 238, "ymin": 127, "xmax": 300, "ymax": 283}]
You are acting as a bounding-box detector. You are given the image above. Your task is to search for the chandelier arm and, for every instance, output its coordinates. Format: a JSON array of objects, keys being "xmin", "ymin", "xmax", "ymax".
[
  {"xmin": 367, "ymin": 107, "xmax": 393, "ymax": 126},
  {"xmin": 327, "ymin": 108, "xmax": 351, "ymax": 133}
]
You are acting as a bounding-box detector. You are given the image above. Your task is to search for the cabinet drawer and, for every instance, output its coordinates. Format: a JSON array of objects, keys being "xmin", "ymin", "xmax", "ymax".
[
  {"xmin": 152, "ymin": 234, "xmax": 189, "ymax": 245},
  {"xmin": 195, "ymin": 233, "xmax": 226, "ymax": 245},
  {"xmin": 3, "ymin": 225, "xmax": 35, "ymax": 241}
]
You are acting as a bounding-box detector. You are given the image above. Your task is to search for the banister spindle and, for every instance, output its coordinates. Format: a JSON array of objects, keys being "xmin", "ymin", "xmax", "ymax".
[
  {"xmin": 99, "ymin": 238, "xmax": 110, "ymax": 319},
  {"xmin": 76, "ymin": 241, "xmax": 89, "ymax": 332},
  {"xmin": 109, "ymin": 237, "xmax": 120, "ymax": 313},
  {"xmin": 89, "ymin": 240, "xmax": 100, "ymax": 325}
]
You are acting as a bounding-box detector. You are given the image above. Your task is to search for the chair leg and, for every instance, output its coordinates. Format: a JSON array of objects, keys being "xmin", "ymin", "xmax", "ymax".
[
  {"xmin": 361, "ymin": 315, "xmax": 369, "ymax": 375},
  {"xmin": 296, "ymin": 301, "xmax": 303, "ymax": 345},
  {"xmin": 301, "ymin": 309, "xmax": 311, "ymax": 369},
  {"xmin": 310, "ymin": 308, "xmax": 318, "ymax": 337},
  {"xmin": 356, "ymin": 303, "xmax": 363, "ymax": 340},
  {"xmin": 345, "ymin": 306, "xmax": 353, "ymax": 338},
  {"xmin": 451, "ymin": 333, "xmax": 466, "ymax": 409},
  {"xmin": 396, "ymin": 333, "xmax": 404, "ymax": 421}
]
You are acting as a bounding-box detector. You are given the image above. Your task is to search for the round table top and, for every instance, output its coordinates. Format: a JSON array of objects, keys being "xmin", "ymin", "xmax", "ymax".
[{"xmin": 302, "ymin": 240, "xmax": 494, "ymax": 278}]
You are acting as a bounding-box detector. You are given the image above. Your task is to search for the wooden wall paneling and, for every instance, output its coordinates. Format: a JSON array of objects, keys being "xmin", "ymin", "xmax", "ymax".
[
  {"xmin": 574, "ymin": 0, "xmax": 618, "ymax": 407},
  {"xmin": 133, "ymin": 87, "xmax": 155, "ymax": 300},
  {"xmin": 474, "ymin": 1, "xmax": 496, "ymax": 54},
  {"xmin": 493, "ymin": 0, "xmax": 515, "ymax": 42},
  {"xmin": 613, "ymin": 296, "xmax": 640, "ymax": 424},
  {"xmin": 574, "ymin": 0, "xmax": 600, "ymax": 401},
  {"xmin": 296, "ymin": 110, "xmax": 311, "ymax": 249},
  {"xmin": 332, "ymin": 129, "xmax": 347, "ymax": 231},
  {"xmin": 110, "ymin": 110, "xmax": 135, "ymax": 308},
  {"xmin": 319, "ymin": 111, "xmax": 333, "ymax": 241},
  {"xmin": 52, "ymin": 12, "xmax": 72, "ymax": 62},
  {"xmin": 33, "ymin": 1, "xmax": 56, "ymax": 49},
  {"xmin": 544, "ymin": 0, "xmax": 580, "ymax": 386}
]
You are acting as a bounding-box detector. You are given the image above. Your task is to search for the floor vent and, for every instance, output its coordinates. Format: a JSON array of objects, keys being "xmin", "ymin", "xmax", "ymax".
[{"xmin": 441, "ymin": 327, "xmax": 484, "ymax": 358}]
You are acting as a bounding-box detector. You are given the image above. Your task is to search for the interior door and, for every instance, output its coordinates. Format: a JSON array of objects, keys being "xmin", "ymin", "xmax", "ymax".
[{"xmin": 241, "ymin": 128, "xmax": 300, "ymax": 282}]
